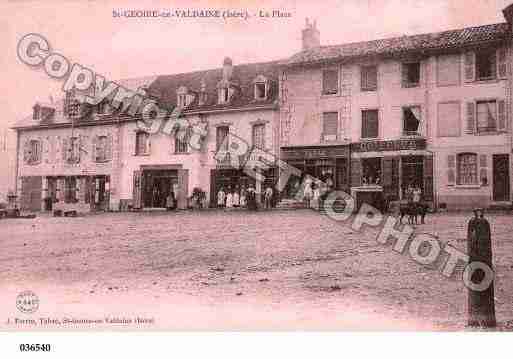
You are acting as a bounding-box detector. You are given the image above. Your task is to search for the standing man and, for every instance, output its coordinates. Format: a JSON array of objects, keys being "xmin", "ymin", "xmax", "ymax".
[
  {"xmin": 467, "ymin": 208, "xmax": 496, "ymax": 328},
  {"xmin": 264, "ymin": 186, "xmax": 273, "ymax": 210}
]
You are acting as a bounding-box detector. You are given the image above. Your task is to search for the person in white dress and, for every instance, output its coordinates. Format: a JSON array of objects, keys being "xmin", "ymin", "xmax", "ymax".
[
  {"xmin": 226, "ymin": 190, "xmax": 233, "ymax": 209},
  {"xmin": 233, "ymin": 189, "xmax": 240, "ymax": 208},
  {"xmin": 303, "ymin": 179, "xmax": 313, "ymax": 209},
  {"xmin": 217, "ymin": 188, "xmax": 226, "ymax": 208},
  {"xmin": 239, "ymin": 188, "xmax": 247, "ymax": 208},
  {"xmin": 312, "ymin": 181, "xmax": 321, "ymax": 210}
]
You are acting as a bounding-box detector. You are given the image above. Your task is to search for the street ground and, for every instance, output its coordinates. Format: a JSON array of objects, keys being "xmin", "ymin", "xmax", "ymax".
[{"xmin": 1, "ymin": 209, "xmax": 512, "ymax": 331}]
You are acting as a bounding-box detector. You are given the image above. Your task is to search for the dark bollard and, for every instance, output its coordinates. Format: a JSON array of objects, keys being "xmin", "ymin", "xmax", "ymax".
[{"xmin": 467, "ymin": 208, "xmax": 496, "ymax": 328}]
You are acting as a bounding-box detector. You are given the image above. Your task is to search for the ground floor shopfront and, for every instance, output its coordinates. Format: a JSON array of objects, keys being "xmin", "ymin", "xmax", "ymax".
[
  {"xmin": 130, "ymin": 165, "xmax": 189, "ymax": 210},
  {"xmin": 280, "ymin": 139, "xmax": 433, "ymax": 211},
  {"xmin": 280, "ymin": 144, "xmax": 351, "ymax": 198},
  {"xmin": 19, "ymin": 174, "xmax": 111, "ymax": 212}
]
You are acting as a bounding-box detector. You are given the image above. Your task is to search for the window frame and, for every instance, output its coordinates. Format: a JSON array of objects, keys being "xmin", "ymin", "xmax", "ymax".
[
  {"xmin": 252, "ymin": 123, "xmax": 266, "ymax": 149},
  {"xmin": 402, "ymin": 61, "xmax": 421, "ymax": 88},
  {"xmin": 216, "ymin": 125, "xmax": 229, "ymax": 151},
  {"xmin": 475, "ymin": 99, "xmax": 498, "ymax": 134},
  {"xmin": 361, "ymin": 109, "xmax": 379, "ymax": 140},
  {"xmin": 402, "ymin": 105, "xmax": 422, "ymax": 137},
  {"xmin": 64, "ymin": 176, "xmax": 78, "ymax": 204},
  {"xmin": 27, "ymin": 139, "xmax": 42, "ymax": 165},
  {"xmin": 95, "ymin": 135, "xmax": 108, "ymax": 162},
  {"xmin": 135, "ymin": 131, "xmax": 150, "ymax": 156},
  {"xmin": 475, "ymin": 48, "xmax": 497, "ymax": 81},
  {"xmin": 174, "ymin": 129, "xmax": 189, "ymax": 154},
  {"xmin": 321, "ymin": 111, "xmax": 339, "ymax": 142},
  {"xmin": 456, "ymin": 152, "xmax": 478, "ymax": 186},
  {"xmin": 66, "ymin": 137, "xmax": 81, "ymax": 164},
  {"xmin": 254, "ymin": 82, "xmax": 267, "ymax": 101},
  {"xmin": 360, "ymin": 65, "xmax": 378, "ymax": 91},
  {"xmin": 321, "ymin": 68, "xmax": 339, "ymax": 96}
]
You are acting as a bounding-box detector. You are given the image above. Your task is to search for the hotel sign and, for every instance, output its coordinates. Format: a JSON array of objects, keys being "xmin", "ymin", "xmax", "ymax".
[
  {"xmin": 351, "ymin": 138, "xmax": 426, "ymax": 152},
  {"xmin": 281, "ymin": 146, "xmax": 350, "ymax": 160}
]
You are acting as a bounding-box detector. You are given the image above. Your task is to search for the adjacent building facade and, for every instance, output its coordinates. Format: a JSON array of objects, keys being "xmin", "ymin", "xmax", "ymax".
[
  {"xmin": 280, "ymin": 14, "xmax": 513, "ymax": 210},
  {"xmin": 13, "ymin": 60, "xmax": 280, "ymax": 211},
  {"xmin": 13, "ymin": 5, "xmax": 513, "ymax": 212}
]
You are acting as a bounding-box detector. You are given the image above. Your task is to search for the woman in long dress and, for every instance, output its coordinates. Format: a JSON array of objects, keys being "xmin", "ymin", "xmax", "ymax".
[
  {"xmin": 303, "ymin": 180, "xmax": 313, "ymax": 209},
  {"xmin": 233, "ymin": 189, "xmax": 240, "ymax": 208},
  {"xmin": 226, "ymin": 190, "xmax": 233, "ymax": 209},
  {"xmin": 239, "ymin": 188, "xmax": 247, "ymax": 208},
  {"xmin": 217, "ymin": 188, "xmax": 226, "ymax": 208}
]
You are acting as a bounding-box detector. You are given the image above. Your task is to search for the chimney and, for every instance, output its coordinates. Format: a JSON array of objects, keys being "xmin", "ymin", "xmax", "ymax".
[
  {"xmin": 302, "ymin": 18, "xmax": 320, "ymax": 51},
  {"xmin": 503, "ymin": 4, "xmax": 513, "ymax": 32},
  {"xmin": 222, "ymin": 57, "xmax": 233, "ymax": 80}
]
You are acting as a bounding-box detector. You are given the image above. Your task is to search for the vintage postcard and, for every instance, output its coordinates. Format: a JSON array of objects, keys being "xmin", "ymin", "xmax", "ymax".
[{"xmin": 1, "ymin": 0, "xmax": 513, "ymax": 352}]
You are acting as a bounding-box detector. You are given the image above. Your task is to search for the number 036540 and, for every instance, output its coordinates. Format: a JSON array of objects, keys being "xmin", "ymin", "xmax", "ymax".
[{"xmin": 19, "ymin": 344, "xmax": 51, "ymax": 352}]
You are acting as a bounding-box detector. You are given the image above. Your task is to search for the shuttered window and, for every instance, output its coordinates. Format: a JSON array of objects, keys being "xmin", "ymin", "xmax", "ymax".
[
  {"xmin": 135, "ymin": 132, "xmax": 149, "ymax": 155},
  {"xmin": 475, "ymin": 48, "xmax": 496, "ymax": 80},
  {"xmin": 322, "ymin": 69, "xmax": 338, "ymax": 95},
  {"xmin": 457, "ymin": 153, "xmax": 478, "ymax": 185},
  {"xmin": 402, "ymin": 62, "xmax": 420, "ymax": 88},
  {"xmin": 476, "ymin": 100, "xmax": 497, "ymax": 133},
  {"xmin": 322, "ymin": 112, "xmax": 338, "ymax": 141},
  {"xmin": 252, "ymin": 124, "xmax": 265, "ymax": 149},
  {"xmin": 216, "ymin": 126, "xmax": 229, "ymax": 151},
  {"xmin": 361, "ymin": 65, "xmax": 377, "ymax": 91},
  {"xmin": 361, "ymin": 110, "xmax": 379, "ymax": 138}
]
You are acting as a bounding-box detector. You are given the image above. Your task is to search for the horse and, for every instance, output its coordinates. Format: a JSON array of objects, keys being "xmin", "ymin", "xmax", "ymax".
[{"xmin": 399, "ymin": 201, "xmax": 428, "ymax": 225}]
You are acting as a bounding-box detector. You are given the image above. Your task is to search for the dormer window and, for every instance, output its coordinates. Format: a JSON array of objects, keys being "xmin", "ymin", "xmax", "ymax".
[
  {"xmin": 255, "ymin": 83, "xmax": 266, "ymax": 100},
  {"xmin": 253, "ymin": 75, "xmax": 268, "ymax": 101},
  {"xmin": 33, "ymin": 104, "xmax": 41, "ymax": 120},
  {"xmin": 218, "ymin": 87, "xmax": 230, "ymax": 104},
  {"xmin": 178, "ymin": 94, "xmax": 187, "ymax": 108},
  {"xmin": 176, "ymin": 86, "xmax": 189, "ymax": 108},
  {"xmin": 198, "ymin": 92, "xmax": 207, "ymax": 106}
]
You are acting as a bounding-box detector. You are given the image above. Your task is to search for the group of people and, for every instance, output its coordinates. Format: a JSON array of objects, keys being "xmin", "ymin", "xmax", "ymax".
[
  {"xmin": 404, "ymin": 183, "xmax": 423, "ymax": 204},
  {"xmin": 217, "ymin": 186, "xmax": 274, "ymax": 210}
]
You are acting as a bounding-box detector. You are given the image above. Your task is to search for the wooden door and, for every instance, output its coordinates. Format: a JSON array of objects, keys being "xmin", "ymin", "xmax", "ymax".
[
  {"xmin": 20, "ymin": 176, "xmax": 42, "ymax": 212},
  {"xmin": 493, "ymin": 154, "xmax": 510, "ymax": 201},
  {"xmin": 177, "ymin": 169, "xmax": 189, "ymax": 209},
  {"xmin": 133, "ymin": 170, "xmax": 143, "ymax": 209}
]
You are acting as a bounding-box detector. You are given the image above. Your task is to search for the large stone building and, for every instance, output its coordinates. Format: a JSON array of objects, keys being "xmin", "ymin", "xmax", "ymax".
[
  {"xmin": 279, "ymin": 10, "xmax": 513, "ymax": 210},
  {"xmin": 12, "ymin": 60, "xmax": 279, "ymax": 212},
  {"xmin": 12, "ymin": 4, "xmax": 513, "ymax": 212}
]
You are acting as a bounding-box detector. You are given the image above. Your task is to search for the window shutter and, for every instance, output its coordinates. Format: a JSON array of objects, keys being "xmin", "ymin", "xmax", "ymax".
[
  {"xmin": 401, "ymin": 63, "xmax": 408, "ymax": 87},
  {"xmin": 23, "ymin": 140, "xmax": 30, "ymax": 163},
  {"xmin": 447, "ymin": 154, "xmax": 456, "ymax": 186},
  {"xmin": 497, "ymin": 47, "xmax": 507, "ymax": 79},
  {"xmin": 91, "ymin": 136, "xmax": 98, "ymax": 162},
  {"xmin": 424, "ymin": 156, "xmax": 434, "ymax": 200},
  {"xmin": 382, "ymin": 157, "xmax": 393, "ymax": 187},
  {"xmin": 351, "ymin": 159, "xmax": 362, "ymax": 187},
  {"xmin": 58, "ymin": 178, "xmax": 66, "ymax": 201},
  {"xmin": 77, "ymin": 178, "xmax": 86, "ymax": 203},
  {"xmin": 465, "ymin": 102, "xmax": 476, "ymax": 134},
  {"xmin": 479, "ymin": 154, "xmax": 488, "ymax": 185},
  {"xmin": 322, "ymin": 112, "xmax": 338, "ymax": 137},
  {"xmin": 62, "ymin": 138, "xmax": 69, "ymax": 161},
  {"xmin": 464, "ymin": 52, "xmax": 475, "ymax": 82},
  {"xmin": 497, "ymin": 99, "xmax": 507, "ymax": 132},
  {"xmin": 106, "ymin": 134, "xmax": 113, "ymax": 160}
]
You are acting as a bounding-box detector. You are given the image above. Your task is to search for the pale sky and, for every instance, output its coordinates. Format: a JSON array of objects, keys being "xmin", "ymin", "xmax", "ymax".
[{"xmin": 0, "ymin": 0, "xmax": 511, "ymax": 191}]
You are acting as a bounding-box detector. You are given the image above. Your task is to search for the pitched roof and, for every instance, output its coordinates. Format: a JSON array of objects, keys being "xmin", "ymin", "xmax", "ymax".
[
  {"xmin": 284, "ymin": 22, "xmax": 510, "ymax": 66},
  {"xmin": 12, "ymin": 76, "xmax": 158, "ymax": 129},
  {"xmin": 148, "ymin": 60, "xmax": 280, "ymax": 112},
  {"xmin": 13, "ymin": 62, "xmax": 280, "ymax": 130}
]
